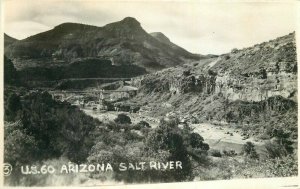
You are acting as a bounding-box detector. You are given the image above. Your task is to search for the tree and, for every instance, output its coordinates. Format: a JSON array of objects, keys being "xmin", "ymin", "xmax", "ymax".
[
  {"xmin": 133, "ymin": 121, "xmax": 150, "ymax": 130},
  {"xmin": 231, "ymin": 48, "xmax": 238, "ymax": 53},
  {"xmin": 183, "ymin": 70, "xmax": 191, "ymax": 76},
  {"xmin": 114, "ymin": 114, "xmax": 132, "ymax": 124},
  {"xmin": 242, "ymin": 142, "xmax": 259, "ymax": 159},
  {"xmin": 8, "ymin": 91, "xmax": 99, "ymax": 163},
  {"xmin": 223, "ymin": 55, "xmax": 230, "ymax": 60},
  {"xmin": 144, "ymin": 123, "xmax": 193, "ymax": 182},
  {"xmin": 189, "ymin": 132, "xmax": 209, "ymax": 150},
  {"xmin": 4, "ymin": 56, "xmax": 19, "ymax": 85},
  {"xmin": 4, "ymin": 122, "xmax": 40, "ymax": 186},
  {"xmin": 144, "ymin": 117, "xmax": 210, "ymax": 182},
  {"xmin": 208, "ymin": 69, "xmax": 217, "ymax": 76},
  {"xmin": 265, "ymin": 128, "xmax": 294, "ymax": 159},
  {"xmin": 4, "ymin": 122, "xmax": 38, "ymax": 166},
  {"xmin": 5, "ymin": 93, "xmax": 22, "ymax": 121}
]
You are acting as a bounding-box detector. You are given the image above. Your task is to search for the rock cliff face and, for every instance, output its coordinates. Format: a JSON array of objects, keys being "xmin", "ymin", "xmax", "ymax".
[
  {"xmin": 132, "ymin": 32, "xmax": 297, "ymax": 103},
  {"xmin": 129, "ymin": 32, "xmax": 297, "ymax": 138}
]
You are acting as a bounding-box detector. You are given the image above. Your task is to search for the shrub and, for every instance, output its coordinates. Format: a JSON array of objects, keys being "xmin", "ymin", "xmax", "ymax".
[
  {"xmin": 242, "ymin": 142, "xmax": 259, "ymax": 159},
  {"xmin": 5, "ymin": 91, "xmax": 99, "ymax": 165},
  {"xmin": 264, "ymin": 140, "xmax": 290, "ymax": 159},
  {"xmin": 222, "ymin": 149, "xmax": 237, "ymax": 157},
  {"xmin": 106, "ymin": 121, "xmax": 120, "ymax": 131},
  {"xmin": 190, "ymin": 116, "xmax": 199, "ymax": 124},
  {"xmin": 5, "ymin": 93, "xmax": 22, "ymax": 121},
  {"xmin": 144, "ymin": 120, "xmax": 193, "ymax": 182},
  {"xmin": 263, "ymin": 154, "xmax": 298, "ymax": 177},
  {"xmin": 223, "ymin": 55, "xmax": 230, "ymax": 60},
  {"xmin": 4, "ymin": 56, "xmax": 20, "ymax": 86},
  {"xmin": 114, "ymin": 114, "xmax": 132, "ymax": 124},
  {"xmin": 231, "ymin": 48, "xmax": 238, "ymax": 53},
  {"xmin": 189, "ymin": 133, "xmax": 209, "ymax": 150},
  {"xmin": 183, "ymin": 70, "xmax": 191, "ymax": 76},
  {"xmin": 264, "ymin": 128, "xmax": 294, "ymax": 159},
  {"xmin": 142, "ymin": 117, "xmax": 210, "ymax": 182},
  {"xmin": 4, "ymin": 123, "xmax": 39, "ymax": 166},
  {"xmin": 208, "ymin": 69, "xmax": 217, "ymax": 76},
  {"xmin": 210, "ymin": 149, "xmax": 222, "ymax": 157},
  {"xmin": 133, "ymin": 121, "xmax": 150, "ymax": 130}
]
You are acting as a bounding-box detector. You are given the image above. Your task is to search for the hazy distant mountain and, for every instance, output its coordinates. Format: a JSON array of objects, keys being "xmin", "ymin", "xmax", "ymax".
[
  {"xmin": 4, "ymin": 33, "xmax": 18, "ymax": 47},
  {"xmin": 5, "ymin": 17, "xmax": 200, "ymax": 72}
]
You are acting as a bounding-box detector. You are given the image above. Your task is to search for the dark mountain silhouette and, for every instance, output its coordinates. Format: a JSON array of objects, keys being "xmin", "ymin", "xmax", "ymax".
[
  {"xmin": 4, "ymin": 33, "xmax": 18, "ymax": 47},
  {"xmin": 5, "ymin": 17, "xmax": 200, "ymax": 72}
]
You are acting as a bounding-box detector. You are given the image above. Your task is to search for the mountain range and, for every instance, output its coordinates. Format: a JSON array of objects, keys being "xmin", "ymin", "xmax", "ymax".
[
  {"xmin": 5, "ymin": 17, "xmax": 200, "ymax": 72},
  {"xmin": 4, "ymin": 16, "xmax": 298, "ymax": 154}
]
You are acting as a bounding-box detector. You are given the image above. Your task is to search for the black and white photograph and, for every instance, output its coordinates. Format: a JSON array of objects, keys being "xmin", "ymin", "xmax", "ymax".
[{"xmin": 1, "ymin": 0, "xmax": 299, "ymax": 187}]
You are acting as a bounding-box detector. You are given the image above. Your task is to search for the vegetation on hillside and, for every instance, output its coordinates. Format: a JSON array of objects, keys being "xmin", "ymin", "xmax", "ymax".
[
  {"xmin": 4, "ymin": 56, "xmax": 20, "ymax": 86},
  {"xmin": 5, "ymin": 17, "xmax": 200, "ymax": 72},
  {"xmin": 3, "ymin": 31, "xmax": 298, "ymax": 186},
  {"xmin": 19, "ymin": 58, "xmax": 146, "ymax": 85},
  {"xmin": 4, "ymin": 87, "xmax": 211, "ymax": 185}
]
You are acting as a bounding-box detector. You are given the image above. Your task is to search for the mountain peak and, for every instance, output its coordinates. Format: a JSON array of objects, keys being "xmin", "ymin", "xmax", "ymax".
[
  {"xmin": 103, "ymin": 17, "xmax": 145, "ymax": 39},
  {"xmin": 5, "ymin": 17, "xmax": 199, "ymax": 72},
  {"xmin": 106, "ymin": 17, "xmax": 141, "ymax": 29},
  {"xmin": 150, "ymin": 32, "xmax": 171, "ymax": 44},
  {"xmin": 121, "ymin": 17, "xmax": 140, "ymax": 25}
]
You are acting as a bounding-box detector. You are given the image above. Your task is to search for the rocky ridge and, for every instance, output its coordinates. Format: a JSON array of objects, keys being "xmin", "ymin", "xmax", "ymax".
[
  {"xmin": 132, "ymin": 32, "xmax": 297, "ymax": 102},
  {"xmin": 128, "ymin": 32, "xmax": 297, "ymax": 139},
  {"xmin": 5, "ymin": 17, "xmax": 200, "ymax": 72}
]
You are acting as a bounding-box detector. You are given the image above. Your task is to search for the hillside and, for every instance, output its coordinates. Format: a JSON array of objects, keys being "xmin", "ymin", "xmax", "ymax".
[
  {"xmin": 5, "ymin": 17, "xmax": 200, "ymax": 72},
  {"xmin": 4, "ymin": 27, "xmax": 298, "ymax": 184},
  {"xmin": 131, "ymin": 32, "xmax": 296, "ymax": 99},
  {"xmin": 128, "ymin": 32, "xmax": 297, "ymax": 140},
  {"xmin": 4, "ymin": 34, "xmax": 18, "ymax": 47}
]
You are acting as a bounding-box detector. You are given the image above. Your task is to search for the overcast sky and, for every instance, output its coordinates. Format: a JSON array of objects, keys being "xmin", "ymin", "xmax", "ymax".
[{"xmin": 3, "ymin": 0, "xmax": 298, "ymax": 54}]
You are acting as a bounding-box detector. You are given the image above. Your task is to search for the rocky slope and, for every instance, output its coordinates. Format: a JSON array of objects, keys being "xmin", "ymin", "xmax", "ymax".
[
  {"xmin": 5, "ymin": 17, "xmax": 200, "ymax": 72},
  {"xmin": 132, "ymin": 32, "xmax": 297, "ymax": 101},
  {"xmin": 128, "ymin": 32, "xmax": 297, "ymax": 139}
]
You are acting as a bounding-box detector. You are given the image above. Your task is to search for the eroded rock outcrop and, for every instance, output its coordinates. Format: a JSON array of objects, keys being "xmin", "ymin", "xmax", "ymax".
[{"xmin": 132, "ymin": 32, "xmax": 297, "ymax": 103}]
